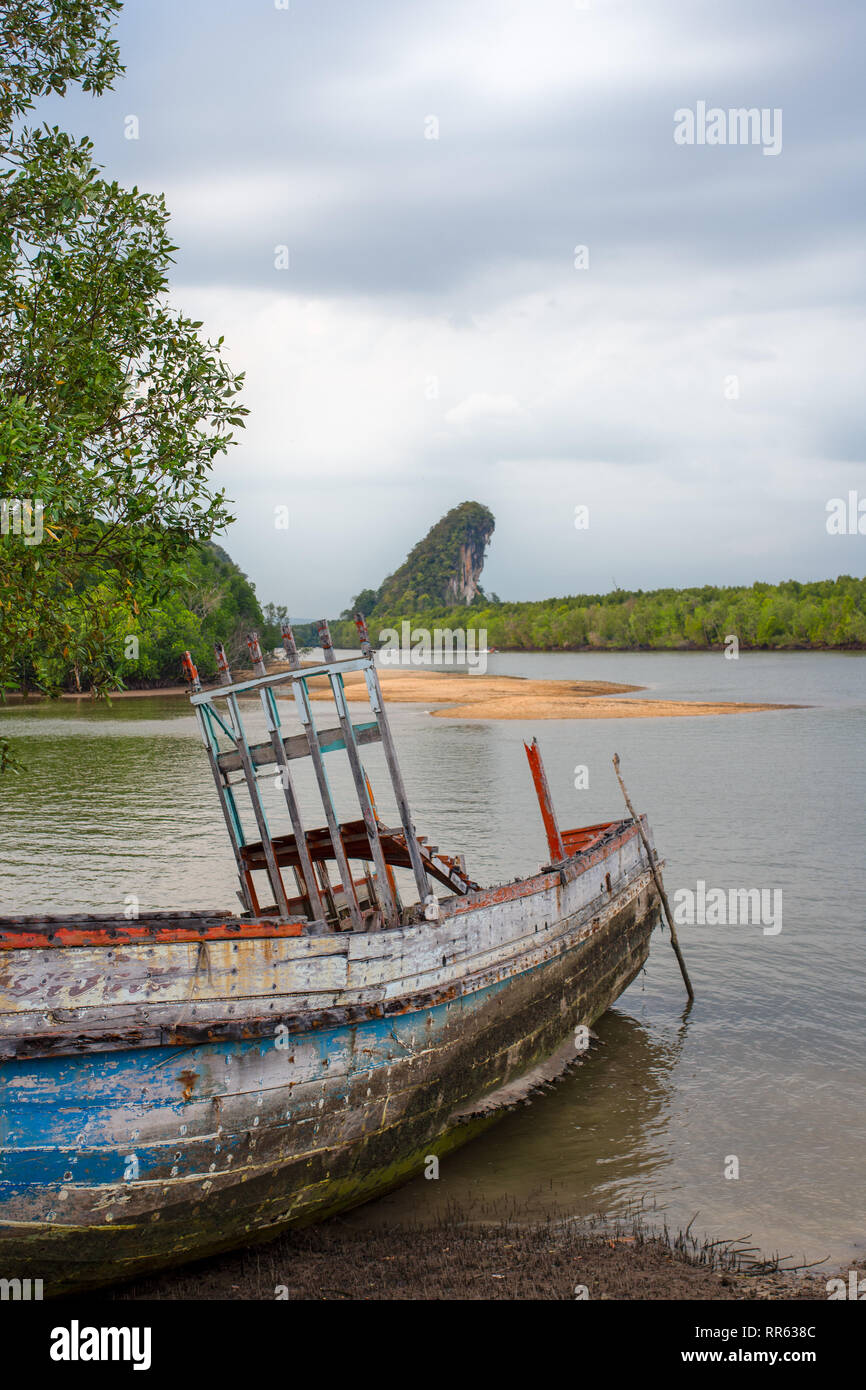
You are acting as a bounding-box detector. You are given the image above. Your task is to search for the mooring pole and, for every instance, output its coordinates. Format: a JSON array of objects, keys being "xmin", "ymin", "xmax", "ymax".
[{"xmin": 612, "ymin": 753, "xmax": 695, "ymax": 1001}]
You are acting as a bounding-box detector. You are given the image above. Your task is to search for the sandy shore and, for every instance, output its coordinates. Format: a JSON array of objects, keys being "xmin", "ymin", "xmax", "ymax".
[
  {"xmin": 300, "ymin": 667, "xmax": 802, "ymax": 720},
  {"xmin": 17, "ymin": 667, "xmax": 804, "ymax": 720}
]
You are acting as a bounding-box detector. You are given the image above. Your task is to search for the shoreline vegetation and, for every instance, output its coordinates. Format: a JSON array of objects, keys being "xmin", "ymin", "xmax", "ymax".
[
  {"xmin": 328, "ymin": 575, "xmax": 866, "ymax": 657},
  {"xmin": 102, "ymin": 1202, "xmax": 840, "ymax": 1302}
]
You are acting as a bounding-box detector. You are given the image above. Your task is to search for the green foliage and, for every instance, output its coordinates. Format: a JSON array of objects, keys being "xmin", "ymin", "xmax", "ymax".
[
  {"xmin": 329, "ymin": 576, "xmax": 866, "ymax": 652},
  {"xmin": 259, "ymin": 602, "xmax": 290, "ymax": 652},
  {"xmin": 341, "ymin": 588, "xmax": 379, "ymax": 621},
  {"xmin": 0, "ymin": 1, "xmax": 123, "ymax": 128},
  {"xmin": 118, "ymin": 543, "xmax": 264, "ymax": 683},
  {"xmin": 0, "ymin": 0, "xmax": 247, "ymax": 723},
  {"xmin": 12, "ymin": 541, "xmax": 265, "ymax": 690}
]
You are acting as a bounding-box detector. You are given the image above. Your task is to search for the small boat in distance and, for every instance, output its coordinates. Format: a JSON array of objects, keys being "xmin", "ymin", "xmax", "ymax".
[{"xmin": 0, "ymin": 615, "xmax": 662, "ymax": 1294}]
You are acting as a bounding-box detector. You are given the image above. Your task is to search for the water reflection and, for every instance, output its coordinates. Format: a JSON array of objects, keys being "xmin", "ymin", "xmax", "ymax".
[{"xmin": 347, "ymin": 1008, "xmax": 687, "ymax": 1227}]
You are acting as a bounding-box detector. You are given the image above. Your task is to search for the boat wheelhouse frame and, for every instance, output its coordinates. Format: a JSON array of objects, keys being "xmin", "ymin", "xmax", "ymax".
[{"xmin": 183, "ymin": 616, "xmax": 479, "ymax": 934}]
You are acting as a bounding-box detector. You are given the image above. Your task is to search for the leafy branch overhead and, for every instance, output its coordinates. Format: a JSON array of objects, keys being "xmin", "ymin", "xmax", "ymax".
[
  {"xmin": 0, "ymin": 1, "xmax": 124, "ymax": 128},
  {"xmin": 0, "ymin": 0, "xmax": 247, "ymax": 709}
]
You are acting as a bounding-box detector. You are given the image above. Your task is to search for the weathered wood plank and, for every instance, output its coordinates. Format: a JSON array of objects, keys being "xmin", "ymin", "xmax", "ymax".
[{"xmin": 216, "ymin": 720, "xmax": 381, "ymax": 775}]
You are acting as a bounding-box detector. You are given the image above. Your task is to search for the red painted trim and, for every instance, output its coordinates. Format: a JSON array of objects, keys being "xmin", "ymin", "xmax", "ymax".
[
  {"xmin": 0, "ymin": 821, "xmax": 646, "ymax": 947},
  {"xmin": 0, "ymin": 920, "xmax": 305, "ymax": 950},
  {"xmin": 449, "ymin": 819, "xmax": 640, "ymax": 915}
]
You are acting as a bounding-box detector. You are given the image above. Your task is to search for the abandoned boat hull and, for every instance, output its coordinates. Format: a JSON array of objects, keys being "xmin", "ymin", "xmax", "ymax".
[{"xmin": 0, "ymin": 822, "xmax": 659, "ymax": 1295}]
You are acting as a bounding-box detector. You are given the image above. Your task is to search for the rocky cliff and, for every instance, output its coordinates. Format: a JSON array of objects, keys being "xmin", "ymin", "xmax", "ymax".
[{"xmin": 347, "ymin": 501, "xmax": 495, "ymax": 616}]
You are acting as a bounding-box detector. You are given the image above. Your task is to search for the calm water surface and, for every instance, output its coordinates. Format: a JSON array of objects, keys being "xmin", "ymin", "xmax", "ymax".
[{"xmin": 1, "ymin": 651, "xmax": 864, "ymax": 1265}]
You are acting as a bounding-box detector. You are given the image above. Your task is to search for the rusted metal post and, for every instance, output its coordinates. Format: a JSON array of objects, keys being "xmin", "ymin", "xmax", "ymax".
[
  {"xmin": 280, "ymin": 620, "xmax": 365, "ymax": 931},
  {"xmin": 246, "ymin": 633, "xmax": 323, "ymax": 921},
  {"xmin": 317, "ymin": 620, "xmax": 399, "ymax": 928},
  {"xmin": 354, "ymin": 613, "xmax": 431, "ymax": 906},
  {"xmin": 280, "ymin": 621, "xmax": 301, "ymax": 668},
  {"xmin": 214, "ymin": 641, "xmax": 292, "ymax": 920},
  {"xmin": 612, "ymin": 753, "xmax": 695, "ymax": 1002},
  {"xmin": 524, "ymin": 737, "xmax": 566, "ymax": 863},
  {"xmin": 183, "ymin": 651, "xmax": 254, "ymax": 914},
  {"xmin": 213, "ymin": 641, "xmax": 232, "ymax": 686},
  {"xmin": 181, "ymin": 650, "xmax": 201, "ymax": 694}
]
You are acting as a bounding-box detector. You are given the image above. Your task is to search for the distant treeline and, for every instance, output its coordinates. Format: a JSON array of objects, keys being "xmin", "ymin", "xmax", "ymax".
[
  {"xmin": 328, "ymin": 576, "xmax": 866, "ymax": 653},
  {"xmin": 25, "ymin": 568, "xmax": 864, "ymax": 695}
]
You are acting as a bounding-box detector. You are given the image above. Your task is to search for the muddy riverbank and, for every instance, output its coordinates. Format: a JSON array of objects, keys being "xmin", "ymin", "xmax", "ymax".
[{"xmin": 101, "ymin": 1206, "xmax": 835, "ymax": 1302}]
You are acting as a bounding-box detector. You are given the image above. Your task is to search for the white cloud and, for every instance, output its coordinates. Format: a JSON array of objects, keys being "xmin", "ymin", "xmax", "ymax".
[
  {"xmin": 41, "ymin": 0, "xmax": 866, "ymax": 611},
  {"xmin": 444, "ymin": 393, "xmax": 526, "ymax": 430}
]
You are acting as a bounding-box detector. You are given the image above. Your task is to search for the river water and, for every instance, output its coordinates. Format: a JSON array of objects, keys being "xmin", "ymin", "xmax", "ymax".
[{"xmin": 1, "ymin": 651, "xmax": 863, "ymax": 1267}]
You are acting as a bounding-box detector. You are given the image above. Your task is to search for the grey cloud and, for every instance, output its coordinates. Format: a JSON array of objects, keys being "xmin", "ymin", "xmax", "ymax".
[{"xmin": 26, "ymin": 0, "xmax": 866, "ymax": 611}]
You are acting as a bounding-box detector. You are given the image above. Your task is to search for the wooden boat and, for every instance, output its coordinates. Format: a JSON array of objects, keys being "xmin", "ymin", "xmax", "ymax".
[{"xmin": 0, "ymin": 617, "xmax": 662, "ymax": 1295}]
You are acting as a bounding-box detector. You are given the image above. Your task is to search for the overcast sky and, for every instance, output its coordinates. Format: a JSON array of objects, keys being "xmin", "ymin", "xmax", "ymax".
[{"xmin": 43, "ymin": 0, "xmax": 866, "ymax": 614}]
